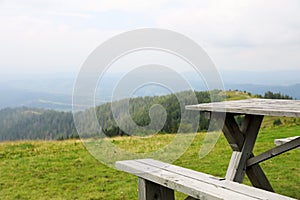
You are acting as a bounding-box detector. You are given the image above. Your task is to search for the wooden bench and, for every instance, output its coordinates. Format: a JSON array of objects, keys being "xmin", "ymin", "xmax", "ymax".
[
  {"xmin": 117, "ymin": 99, "xmax": 299, "ymax": 199},
  {"xmin": 116, "ymin": 159, "xmax": 295, "ymax": 200}
]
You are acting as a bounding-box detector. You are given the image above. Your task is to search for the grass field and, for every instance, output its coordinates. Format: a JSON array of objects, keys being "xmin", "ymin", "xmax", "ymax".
[{"xmin": 0, "ymin": 125, "xmax": 299, "ymax": 199}]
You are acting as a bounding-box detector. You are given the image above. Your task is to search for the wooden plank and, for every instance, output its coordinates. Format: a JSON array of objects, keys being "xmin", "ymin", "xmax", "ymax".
[
  {"xmin": 246, "ymin": 163, "xmax": 274, "ymax": 192},
  {"xmin": 231, "ymin": 115, "xmax": 263, "ymax": 183},
  {"xmin": 240, "ymin": 114, "xmax": 252, "ymax": 135},
  {"xmin": 116, "ymin": 160, "xmax": 225, "ymax": 200},
  {"xmin": 222, "ymin": 114, "xmax": 274, "ymax": 191},
  {"xmin": 242, "ymin": 115, "xmax": 274, "ymax": 192},
  {"xmin": 247, "ymin": 137, "xmax": 300, "ymax": 167},
  {"xmin": 138, "ymin": 178, "xmax": 174, "ymax": 200},
  {"xmin": 186, "ymin": 99, "xmax": 300, "ymax": 118},
  {"xmin": 274, "ymin": 136, "xmax": 300, "ymax": 147},
  {"xmin": 138, "ymin": 178, "xmax": 147, "ymax": 200},
  {"xmin": 116, "ymin": 159, "xmax": 295, "ymax": 200},
  {"xmin": 225, "ymin": 151, "xmax": 242, "ymax": 181},
  {"xmin": 222, "ymin": 114, "xmax": 244, "ymax": 151},
  {"xmin": 143, "ymin": 159, "xmax": 272, "ymax": 195}
]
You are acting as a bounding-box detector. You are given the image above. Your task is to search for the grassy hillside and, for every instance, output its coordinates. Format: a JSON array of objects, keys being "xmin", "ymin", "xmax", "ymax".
[{"xmin": 0, "ymin": 125, "xmax": 299, "ymax": 199}]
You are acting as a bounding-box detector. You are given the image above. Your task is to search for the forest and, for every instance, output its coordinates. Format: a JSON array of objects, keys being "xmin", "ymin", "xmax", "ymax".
[{"xmin": 0, "ymin": 90, "xmax": 293, "ymax": 141}]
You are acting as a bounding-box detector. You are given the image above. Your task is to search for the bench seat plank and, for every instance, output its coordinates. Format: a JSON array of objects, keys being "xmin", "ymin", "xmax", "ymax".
[{"xmin": 116, "ymin": 159, "xmax": 295, "ymax": 200}]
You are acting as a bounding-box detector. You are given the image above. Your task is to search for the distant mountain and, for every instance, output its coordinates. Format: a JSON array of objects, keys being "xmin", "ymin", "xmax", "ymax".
[
  {"xmin": 0, "ymin": 86, "xmax": 72, "ymax": 110},
  {"xmin": 0, "ymin": 79, "xmax": 73, "ymax": 110},
  {"xmin": 219, "ymin": 70, "xmax": 300, "ymax": 85},
  {"xmin": 1, "ymin": 70, "xmax": 299, "ymax": 110}
]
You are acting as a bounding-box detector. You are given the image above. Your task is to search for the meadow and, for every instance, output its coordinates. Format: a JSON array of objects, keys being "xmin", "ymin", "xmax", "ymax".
[{"xmin": 0, "ymin": 124, "xmax": 299, "ymax": 199}]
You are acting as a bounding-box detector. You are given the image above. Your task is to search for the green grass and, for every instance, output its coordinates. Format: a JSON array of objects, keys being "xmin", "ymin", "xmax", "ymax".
[
  {"xmin": 0, "ymin": 126, "xmax": 299, "ymax": 199},
  {"xmin": 223, "ymin": 90, "xmax": 253, "ymax": 100}
]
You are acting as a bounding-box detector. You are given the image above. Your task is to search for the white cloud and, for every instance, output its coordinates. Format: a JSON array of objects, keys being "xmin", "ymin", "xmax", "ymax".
[
  {"xmin": 62, "ymin": 0, "xmax": 170, "ymax": 12},
  {"xmin": 0, "ymin": 14, "xmax": 118, "ymax": 74},
  {"xmin": 152, "ymin": 0, "xmax": 300, "ymax": 70},
  {"xmin": 155, "ymin": 0, "xmax": 300, "ymax": 46},
  {"xmin": 0, "ymin": 0, "xmax": 299, "ymax": 76}
]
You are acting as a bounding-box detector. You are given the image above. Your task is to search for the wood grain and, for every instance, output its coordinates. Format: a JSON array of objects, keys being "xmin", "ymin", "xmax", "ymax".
[
  {"xmin": 186, "ymin": 99, "xmax": 300, "ymax": 118},
  {"xmin": 116, "ymin": 159, "xmax": 295, "ymax": 200}
]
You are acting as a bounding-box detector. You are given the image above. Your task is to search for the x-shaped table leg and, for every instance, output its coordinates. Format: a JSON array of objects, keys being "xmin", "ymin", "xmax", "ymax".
[{"xmin": 221, "ymin": 113, "xmax": 274, "ymax": 192}]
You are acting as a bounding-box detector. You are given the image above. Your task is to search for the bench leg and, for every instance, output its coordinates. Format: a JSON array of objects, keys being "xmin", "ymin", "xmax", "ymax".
[{"xmin": 138, "ymin": 178, "xmax": 175, "ymax": 200}]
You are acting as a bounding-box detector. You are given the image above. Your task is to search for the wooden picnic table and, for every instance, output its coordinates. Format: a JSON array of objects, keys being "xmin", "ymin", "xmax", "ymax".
[
  {"xmin": 116, "ymin": 98, "xmax": 299, "ymax": 199},
  {"xmin": 186, "ymin": 98, "xmax": 300, "ymax": 192}
]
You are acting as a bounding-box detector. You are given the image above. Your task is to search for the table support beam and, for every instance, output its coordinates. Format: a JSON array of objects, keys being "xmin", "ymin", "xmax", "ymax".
[
  {"xmin": 246, "ymin": 160, "xmax": 274, "ymax": 192},
  {"xmin": 222, "ymin": 114, "xmax": 244, "ymax": 151},
  {"xmin": 232, "ymin": 115, "xmax": 263, "ymax": 183},
  {"xmin": 222, "ymin": 113, "xmax": 274, "ymax": 192},
  {"xmin": 247, "ymin": 137, "xmax": 300, "ymax": 167}
]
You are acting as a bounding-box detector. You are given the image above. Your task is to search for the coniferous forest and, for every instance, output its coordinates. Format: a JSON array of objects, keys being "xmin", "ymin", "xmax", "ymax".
[{"xmin": 0, "ymin": 90, "xmax": 293, "ymax": 141}]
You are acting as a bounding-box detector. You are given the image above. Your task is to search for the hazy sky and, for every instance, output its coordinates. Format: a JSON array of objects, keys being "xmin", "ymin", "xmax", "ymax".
[{"xmin": 0, "ymin": 0, "xmax": 299, "ymax": 79}]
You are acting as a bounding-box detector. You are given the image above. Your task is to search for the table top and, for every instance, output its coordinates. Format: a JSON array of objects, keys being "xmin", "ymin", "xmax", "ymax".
[{"xmin": 185, "ymin": 98, "xmax": 300, "ymax": 118}]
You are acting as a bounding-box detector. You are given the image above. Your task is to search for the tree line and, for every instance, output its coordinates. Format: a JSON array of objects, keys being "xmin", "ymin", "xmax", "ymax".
[
  {"xmin": 0, "ymin": 90, "xmax": 294, "ymax": 141},
  {"xmin": 259, "ymin": 91, "xmax": 293, "ymax": 99}
]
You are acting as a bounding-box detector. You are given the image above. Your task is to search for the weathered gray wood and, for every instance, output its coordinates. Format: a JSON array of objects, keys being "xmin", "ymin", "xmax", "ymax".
[
  {"xmin": 240, "ymin": 114, "xmax": 251, "ymax": 135},
  {"xmin": 116, "ymin": 159, "xmax": 295, "ymax": 200},
  {"xmin": 117, "ymin": 160, "xmax": 223, "ymax": 200},
  {"xmin": 186, "ymin": 99, "xmax": 298, "ymax": 193},
  {"xmin": 247, "ymin": 137, "xmax": 300, "ymax": 167},
  {"xmin": 186, "ymin": 99, "xmax": 300, "ymax": 118},
  {"xmin": 274, "ymin": 136, "xmax": 300, "ymax": 147},
  {"xmin": 222, "ymin": 114, "xmax": 244, "ymax": 151},
  {"xmin": 230, "ymin": 115, "xmax": 263, "ymax": 183},
  {"xmin": 222, "ymin": 114, "xmax": 274, "ymax": 191},
  {"xmin": 246, "ymin": 162, "xmax": 274, "ymax": 192},
  {"xmin": 138, "ymin": 178, "xmax": 175, "ymax": 200},
  {"xmin": 225, "ymin": 151, "xmax": 242, "ymax": 181},
  {"xmin": 138, "ymin": 178, "xmax": 147, "ymax": 200}
]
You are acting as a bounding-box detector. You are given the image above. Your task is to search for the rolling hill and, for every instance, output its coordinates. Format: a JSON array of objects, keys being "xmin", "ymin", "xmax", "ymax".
[{"xmin": 0, "ymin": 90, "xmax": 297, "ymax": 141}]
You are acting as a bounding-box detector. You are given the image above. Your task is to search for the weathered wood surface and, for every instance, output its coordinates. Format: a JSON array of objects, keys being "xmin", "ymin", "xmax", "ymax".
[
  {"xmin": 116, "ymin": 159, "xmax": 295, "ymax": 200},
  {"xmin": 274, "ymin": 136, "xmax": 300, "ymax": 147},
  {"xmin": 221, "ymin": 114, "xmax": 273, "ymax": 191},
  {"xmin": 184, "ymin": 99, "xmax": 299, "ymax": 196},
  {"xmin": 226, "ymin": 115, "xmax": 263, "ymax": 182},
  {"xmin": 247, "ymin": 136, "xmax": 300, "ymax": 167},
  {"xmin": 138, "ymin": 178, "xmax": 175, "ymax": 200},
  {"xmin": 186, "ymin": 99, "xmax": 300, "ymax": 118}
]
